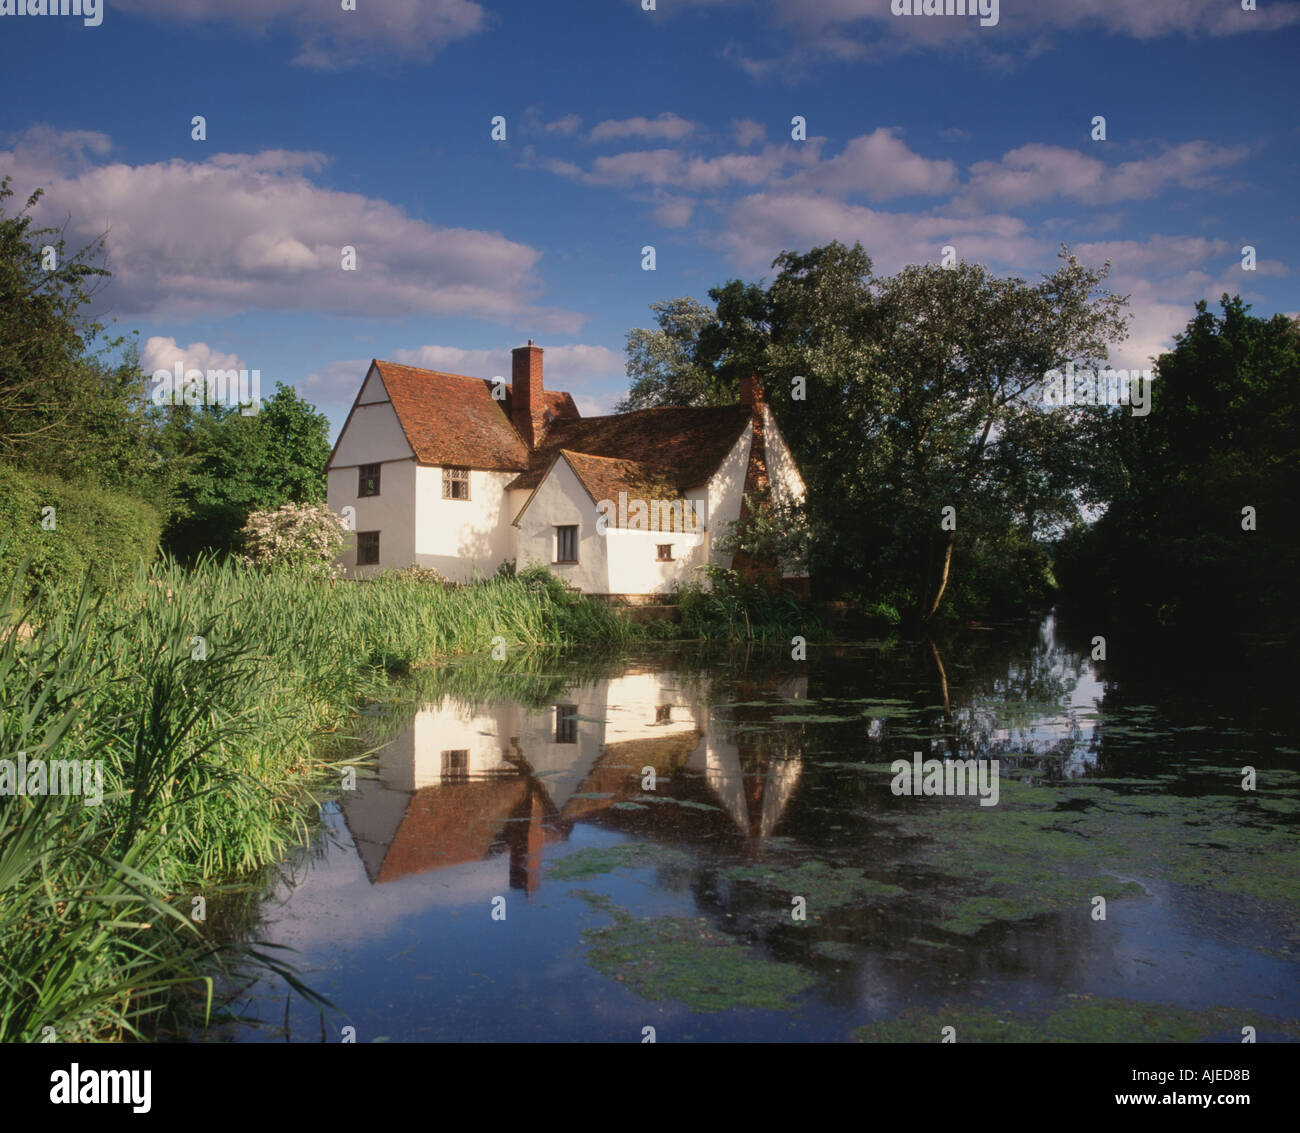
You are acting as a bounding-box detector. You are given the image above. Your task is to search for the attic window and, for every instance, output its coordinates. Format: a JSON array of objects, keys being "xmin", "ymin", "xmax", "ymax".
[
  {"xmin": 442, "ymin": 467, "xmax": 470, "ymax": 500},
  {"xmin": 358, "ymin": 464, "xmax": 380, "ymax": 497},
  {"xmin": 657, "ymin": 544, "xmax": 673, "ymax": 562}
]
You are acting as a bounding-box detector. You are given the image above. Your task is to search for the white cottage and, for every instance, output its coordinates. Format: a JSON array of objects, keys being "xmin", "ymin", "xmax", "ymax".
[{"xmin": 325, "ymin": 342, "xmax": 807, "ymax": 596}]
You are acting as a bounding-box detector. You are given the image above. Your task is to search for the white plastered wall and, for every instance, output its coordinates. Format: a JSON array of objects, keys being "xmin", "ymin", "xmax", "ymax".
[
  {"xmin": 515, "ymin": 458, "xmax": 713, "ymax": 595},
  {"xmin": 327, "ymin": 365, "xmax": 418, "ymax": 577},
  {"xmin": 414, "ymin": 467, "xmax": 518, "ymax": 582},
  {"xmin": 704, "ymin": 426, "xmax": 753, "ymax": 573}
]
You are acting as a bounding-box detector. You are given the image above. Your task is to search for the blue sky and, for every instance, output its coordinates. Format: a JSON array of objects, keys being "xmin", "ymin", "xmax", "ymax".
[{"xmin": 2, "ymin": 0, "xmax": 1297, "ymax": 438}]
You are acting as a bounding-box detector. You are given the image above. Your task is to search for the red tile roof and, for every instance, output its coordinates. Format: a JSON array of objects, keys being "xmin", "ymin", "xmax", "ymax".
[
  {"xmin": 371, "ymin": 361, "xmax": 536, "ymax": 471},
  {"xmin": 508, "ymin": 405, "xmax": 752, "ymax": 492}
]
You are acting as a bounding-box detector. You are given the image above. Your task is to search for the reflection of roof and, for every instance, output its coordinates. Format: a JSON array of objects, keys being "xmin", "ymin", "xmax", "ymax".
[
  {"xmin": 559, "ymin": 729, "xmax": 705, "ymax": 821},
  {"xmin": 506, "ymin": 405, "xmax": 752, "ymax": 492},
  {"xmin": 371, "ymin": 361, "xmax": 578, "ymax": 472},
  {"xmin": 374, "ymin": 776, "xmax": 558, "ymax": 883}
]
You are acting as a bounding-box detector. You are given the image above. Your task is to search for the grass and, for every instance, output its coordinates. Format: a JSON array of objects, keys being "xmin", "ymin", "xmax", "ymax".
[{"xmin": 0, "ymin": 553, "xmax": 821, "ymax": 1041}]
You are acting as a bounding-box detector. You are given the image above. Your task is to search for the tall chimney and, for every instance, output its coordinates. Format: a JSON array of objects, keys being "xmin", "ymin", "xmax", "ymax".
[
  {"xmin": 511, "ymin": 340, "xmax": 544, "ymax": 447},
  {"xmin": 739, "ymin": 374, "xmax": 764, "ymax": 411}
]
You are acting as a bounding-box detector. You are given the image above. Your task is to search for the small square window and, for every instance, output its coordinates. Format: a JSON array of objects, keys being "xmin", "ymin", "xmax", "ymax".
[
  {"xmin": 443, "ymin": 467, "xmax": 470, "ymax": 500},
  {"xmin": 358, "ymin": 464, "xmax": 381, "ymax": 497},
  {"xmin": 555, "ymin": 525, "xmax": 578, "ymax": 564},
  {"xmin": 555, "ymin": 704, "xmax": 578, "ymax": 744},
  {"xmin": 357, "ymin": 531, "xmax": 380, "ymax": 565},
  {"xmin": 655, "ymin": 705, "xmax": 672, "ymax": 724},
  {"xmin": 441, "ymin": 749, "xmax": 468, "ymax": 782},
  {"xmin": 657, "ymin": 544, "xmax": 673, "ymax": 561}
]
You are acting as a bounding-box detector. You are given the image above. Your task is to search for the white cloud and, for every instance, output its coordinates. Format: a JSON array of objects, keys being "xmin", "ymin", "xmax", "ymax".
[
  {"xmin": 588, "ymin": 113, "xmax": 697, "ymax": 143},
  {"xmin": 6, "ymin": 128, "xmax": 583, "ymax": 332},
  {"xmin": 389, "ymin": 343, "xmax": 625, "ymax": 388},
  {"xmin": 961, "ymin": 140, "xmax": 1250, "ymax": 208},
  {"xmin": 113, "ymin": 0, "xmax": 488, "ymax": 68},
  {"xmin": 719, "ymin": 191, "xmax": 1039, "ymax": 274},
  {"xmin": 140, "ymin": 337, "xmax": 247, "ymax": 378},
  {"xmin": 784, "ymin": 128, "xmax": 958, "ymax": 200},
  {"xmin": 732, "ymin": 118, "xmax": 767, "ymax": 148}
]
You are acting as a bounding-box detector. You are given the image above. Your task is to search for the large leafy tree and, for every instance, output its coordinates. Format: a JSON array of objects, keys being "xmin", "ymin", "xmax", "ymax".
[
  {"xmin": 625, "ymin": 241, "xmax": 1132, "ymax": 619},
  {"xmin": 1059, "ymin": 296, "xmax": 1300, "ymax": 635}
]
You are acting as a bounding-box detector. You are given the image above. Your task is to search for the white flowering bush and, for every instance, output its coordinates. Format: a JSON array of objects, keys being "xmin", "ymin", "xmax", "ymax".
[{"xmin": 240, "ymin": 502, "xmax": 347, "ymax": 578}]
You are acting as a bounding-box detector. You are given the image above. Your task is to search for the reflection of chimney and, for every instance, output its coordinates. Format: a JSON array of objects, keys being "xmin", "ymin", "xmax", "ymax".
[
  {"xmin": 739, "ymin": 374, "xmax": 763, "ymax": 411},
  {"xmin": 512, "ymin": 340, "xmax": 544, "ymax": 448}
]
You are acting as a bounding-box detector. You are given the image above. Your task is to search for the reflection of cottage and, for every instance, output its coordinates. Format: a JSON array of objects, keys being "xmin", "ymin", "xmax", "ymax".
[
  {"xmin": 340, "ymin": 672, "xmax": 807, "ymax": 892},
  {"xmin": 325, "ymin": 343, "xmax": 807, "ymax": 594}
]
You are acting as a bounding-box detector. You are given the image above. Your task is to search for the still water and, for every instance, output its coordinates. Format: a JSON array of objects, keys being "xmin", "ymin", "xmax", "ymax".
[{"xmin": 217, "ymin": 614, "xmax": 1299, "ymax": 1042}]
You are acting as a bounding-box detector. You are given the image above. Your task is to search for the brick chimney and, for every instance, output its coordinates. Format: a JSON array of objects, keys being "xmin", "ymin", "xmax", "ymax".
[
  {"xmin": 511, "ymin": 340, "xmax": 544, "ymax": 447},
  {"xmin": 739, "ymin": 374, "xmax": 764, "ymax": 411}
]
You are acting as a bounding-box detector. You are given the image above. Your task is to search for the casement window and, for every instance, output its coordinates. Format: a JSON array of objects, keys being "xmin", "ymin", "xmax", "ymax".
[
  {"xmin": 657, "ymin": 544, "xmax": 673, "ymax": 562},
  {"xmin": 555, "ymin": 705, "xmax": 578, "ymax": 744},
  {"xmin": 441, "ymin": 749, "xmax": 469, "ymax": 782},
  {"xmin": 357, "ymin": 531, "xmax": 380, "ymax": 565},
  {"xmin": 442, "ymin": 466, "xmax": 470, "ymax": 500},
  {"xmin": 358, "ymin": 463, "xmax": 381, "ymax": 497},
  {"xmin": 554, "ymin": 525, "xmax": 578, "ymax": 564}
]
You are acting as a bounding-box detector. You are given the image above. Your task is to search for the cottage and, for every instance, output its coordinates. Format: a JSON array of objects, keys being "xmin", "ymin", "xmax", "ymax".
[{"xmin": 325, "ymin": 341, "xmax": 808, "ymax": 596}]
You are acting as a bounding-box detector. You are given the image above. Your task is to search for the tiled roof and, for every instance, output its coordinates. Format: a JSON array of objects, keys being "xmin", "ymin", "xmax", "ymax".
[
  {"xmin": 507, "ymin": 405, "xmax": 752, "ymax": 492},
  {"xmin": 562, "ymin": 451, "xmax": 681, "ymax": 507},
  {"xmin": 373, "ymin": 361, "xmax": 534, "ymax": 471}
]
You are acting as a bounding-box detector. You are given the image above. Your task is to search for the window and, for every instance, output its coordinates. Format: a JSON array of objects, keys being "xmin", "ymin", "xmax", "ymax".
[
  {"xmin": 555, "ymin": 704, "xmax": 578, "ymax": 744},
  {"xmin": 655, "ymin": 705, "xmax": 672, "ymax": 725},
  {"xmin": 358, "ymin": 464, "xmax": 381, "ymax": 497},
  {"xmin": 657, "ymin": 544, "xmax": 673, "ymax": 561},
  {"xmin": 443, "ymin": 467, "xmax": 470, "ymax": 500},
  {"xmin": 441, "ymin": 749, "xmax": 468, "ymax": 782},
  {"xmin": 357, "ymin": 531, "xmax": 380, "ymax": 565},
  {"xmin": 555, "ymin": 525, "xmax": 578, "ymax": 564}
]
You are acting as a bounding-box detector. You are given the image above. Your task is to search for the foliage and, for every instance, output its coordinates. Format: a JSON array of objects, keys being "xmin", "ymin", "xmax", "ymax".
[
  {"xmin": 715, "ymin": 491, "xmax": 812, "ymax": 578},
  {"xmin": 619, "ymin": 297, "xmax": 721, "ymax": 410},
  {"xmin": 626, "ymin": 242, "xmax": 1130, "ymax": 620},
  {"xmin": 0, "ymin": 465, "xmax": 161, "ymax": 599},
  {"xmin": 1057, "ymin": 297, "xmax": 1300, "ymax": 636},
  {"xmin": 160, "ymin": 383, "xmax": 332, "ymax": 561},
  {"xmin": 240, "ymin": 502, "xmax": 347, "ymax": 576},
  {"xmin": 0, "ymin": 178, "xmax": 178, "ymax": 521}
]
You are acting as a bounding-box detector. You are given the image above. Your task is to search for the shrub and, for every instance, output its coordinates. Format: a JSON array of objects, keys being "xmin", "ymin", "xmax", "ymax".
[
  {"xmin": 0, "ymin": 464, "xmax": 161, "ymax": 597},
  {"xmin": 240, "ymin": 502, "xmax": 346, "ymax": 577}
]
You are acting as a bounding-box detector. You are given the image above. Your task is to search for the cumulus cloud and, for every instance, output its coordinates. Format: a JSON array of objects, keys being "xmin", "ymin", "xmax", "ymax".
[
  {"xmin": 5, "ymin": 127, "xmax": 582, "ymax": 332},
  {"xmin": 389, "ymin": 342, "xmax": 625, "ymax": 388},
  {"xmin": 303, "ymin": 342, "xmax": 627, "ymax": 425},
  {"xmin": 718, "ymin": 191, "xmax": 1040, "ymax": 274},
  {"xmin": 732, "ymin": 118, "xmax": 767, "ymax": 148},
  {"xmin": 784, "ymin": 128, "xmax": 957, "ymax": 200},
  {"xmin": 140, "ymin": 337, "xmax": 247, "ymax": 378},
  {"xmin": 113, "ymin": 0, "xmax": 488, "ymax": 68},
  {"xmin": 589, "ymin": 113, "xmax": 697, "ymax": 143},
  {"xmin": 962, "ymin": 140, "xmax": 1250, "ymax": 208}
]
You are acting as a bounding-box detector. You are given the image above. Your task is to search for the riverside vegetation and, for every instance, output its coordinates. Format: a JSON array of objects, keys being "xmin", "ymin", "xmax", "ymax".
[{"xmin": 0, "ymin": 554, "xmax": 815, "ymax": 1041}]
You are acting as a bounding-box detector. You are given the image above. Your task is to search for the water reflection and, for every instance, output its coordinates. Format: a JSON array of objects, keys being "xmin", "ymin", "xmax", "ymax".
[
  {"xmin": 222, "ymin": 615, "xmax": 1297, "ymax": 1042},
  {"xmin": 344, "ymin": 670, "xmax": 809, "ymax": 892}
]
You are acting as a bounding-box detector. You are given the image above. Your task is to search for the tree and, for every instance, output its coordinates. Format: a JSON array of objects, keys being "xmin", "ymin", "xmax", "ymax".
[
  {"xmin": 624, "ymin": 241, "xmax": 1133, "ymax": 620},
  {"xmin": 160, "ymin": 382, "xmax": 332, "ymax": 561},
  {"xmin": 1058, "ymin": 296, "xmax": 1300, "ymax": 635},
  {"xmin": 619, "ymin": 297, "xmax": 720, "ymax": 410}
]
